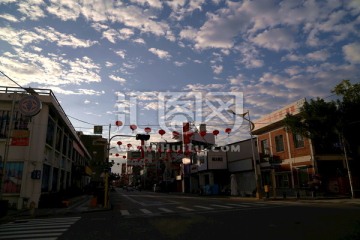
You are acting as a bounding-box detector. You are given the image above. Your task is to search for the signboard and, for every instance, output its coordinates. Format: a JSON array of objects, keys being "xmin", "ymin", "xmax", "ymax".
[
  {"xmin": 18, "ymin": 95, "xmax": 42, "ymax": 117},
  {"xmin": 11, "ymin": 130, "xmax": 30, "ymax": 146},
  {"xmin": 94, "ymin": 125, "xmax": 103, "ymax": 134}
]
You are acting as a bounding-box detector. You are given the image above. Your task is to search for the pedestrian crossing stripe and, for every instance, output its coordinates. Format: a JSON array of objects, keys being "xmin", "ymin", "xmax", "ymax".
[
  {"xmin": 158, "ymin": 208, "xmax": 174, "ymax": 213},
  {"xmin": 120, "ymin": 210, "xmax": 130, "ymax": 215},
  {"xmin": 176, "ymin": 206, "xmax": 194, "ymax": 211},
  {"xmin": 118, "ymin": 202, "xmax": 291, "ymax": 216},
  {"xmin": 193, "ymin": 205, "xmax": 214, "ymax": 210},
  {"xmin": 209, "ymin": 204, "xmax": 233, "ymax": 209},
  {"xmin": 140, "ymin": 209, "xmax": 152, "ymax": 214},
  {"xmin": 0, "ymin": 216, "xmax": 81, "ymax": 240}
]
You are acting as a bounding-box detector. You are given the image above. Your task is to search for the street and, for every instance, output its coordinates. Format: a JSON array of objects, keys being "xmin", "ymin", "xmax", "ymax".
[{"xmin": 1, "ymin": 188, "xmax": 360, "ymax": 240}]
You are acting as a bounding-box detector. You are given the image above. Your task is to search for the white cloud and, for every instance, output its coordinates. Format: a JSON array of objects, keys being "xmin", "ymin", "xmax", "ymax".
[
  {"xmin": 46, "ymin": 0, "xmax": 82, "ymax": 21},
  {"xmin": 183, "ymin": 83, "xmax": 226, "ymax": 92},
  {"xmin": 0, "ymin": 13, "xmax": 19, "ymax": 22},
  {"xmin": 228, "ymin": 74, "xmax": 247, "ymax": 85},
  {"xmin": 105, "ymin": 61, "xmax": 115, "ymax": 67},
  {"xmin": 84, "ymin": 99, "xmax": 91, "ymax": 104},
  {"xmin": 115, "ymin": 50, "xmax": 126, "ymax": 59},
  {"xmin": 174, "ymin": 61, "xmax": 186, "ymax": 67},
  {"xmin": 18, "ymin": 0, "xmax": 46, "ymax": 20},
  {"xmin": 130, "ymin": 0, "xmax": 163, "ymax": 9},
  {"xmin": 306, "ymin": 50, "xmax": 329, "ymax": 62},
  {"xmin": 343, "ymin": 42, "xmax": 360, "ymax": 64},
  {"xmin": 252, "ymin": 28, "xmax": 298, "ymax": 52},
  {"xmin": 34, "ymin": 27, "xmax": 97, "ymax": 48},
  {"xmin": 133, "ymin": 38, "xmax": 146, "ymax": 44},
  {"xmin": 119, "ymin": 28, "xmax": 134, "ymax": 40},
  {"xmin": 102, "ymin": 29, "xmax": 120, "ymax": 43},
  {"xmin": 148, "ymin": 48, "xmax": 171, "ymax": 59},
  {"xmin": 109, "ymin": 75, "xmax": 126, "ymax": 84},
  {"xmin": 212, "ymin": 65, "xmax": 223, "ymax": 74},
  {"xmin": 234, "ymin": 43, "xmax": 264, "ymax": 68}
]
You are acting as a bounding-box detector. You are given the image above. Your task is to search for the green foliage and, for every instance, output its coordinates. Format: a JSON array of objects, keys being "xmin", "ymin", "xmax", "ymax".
[{"xmin": 284, "ymin": 80, "xmax": 360, "ymax": 155}]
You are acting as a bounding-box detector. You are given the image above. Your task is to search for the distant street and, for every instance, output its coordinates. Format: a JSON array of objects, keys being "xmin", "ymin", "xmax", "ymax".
[{"xmin": 2, "ymin": 188, "xmax": 360, "ymax": 240}]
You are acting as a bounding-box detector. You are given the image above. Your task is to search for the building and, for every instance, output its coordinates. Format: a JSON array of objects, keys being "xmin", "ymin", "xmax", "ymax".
[
  {"xmin": 226, "ymin": 139, "xmax": 260, "ymax": 196},
  {"xmin": 252, "ymin": 98, "xmax": 356, "ymax": 197},
  {"xmin": 0, "ymin": 86, "xmax": 91, "ymax": 210}
]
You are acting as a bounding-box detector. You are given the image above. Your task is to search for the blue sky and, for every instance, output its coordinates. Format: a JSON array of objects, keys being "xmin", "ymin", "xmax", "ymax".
[{"xmin": 1, "ymin": 0, "xmax": 360, "ymax": 161}]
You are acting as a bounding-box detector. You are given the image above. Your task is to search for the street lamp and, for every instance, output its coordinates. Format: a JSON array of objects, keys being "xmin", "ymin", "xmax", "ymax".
[{"xmin": 227, "ymin": 109, "xmax": 262, "ymax": 199}]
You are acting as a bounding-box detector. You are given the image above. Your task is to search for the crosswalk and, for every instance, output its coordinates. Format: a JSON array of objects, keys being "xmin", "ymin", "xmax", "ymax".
[
  {"xmin": 118, "ymin": 202, "xmax": 283, "ymax": 217},
  {"xmin": 0, "ymin": 216, "xmax": 81, "ymax": 240}
]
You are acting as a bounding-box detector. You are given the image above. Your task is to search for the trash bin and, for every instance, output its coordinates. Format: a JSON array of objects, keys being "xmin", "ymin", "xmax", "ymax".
[{"xmin": 0, "ymin": 200, "xmax": 9, "ymax": 217}]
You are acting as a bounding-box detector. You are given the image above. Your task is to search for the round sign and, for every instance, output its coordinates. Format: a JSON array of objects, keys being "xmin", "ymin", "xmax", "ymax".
[{"xmin": 18, "ymin": 95, "xmax": 42, "ymax": 117}]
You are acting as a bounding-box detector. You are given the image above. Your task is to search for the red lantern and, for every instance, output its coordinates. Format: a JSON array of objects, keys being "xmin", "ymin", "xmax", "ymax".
[
  {"xmin": 157, "ymin": 148, "xmax": 162, "ymax": 153},
  {"xmin": 144, "ymin": 127, "xmax": 151, "ymax": 134},
  {"xmin": 127, "ymin": 143, "xmax": 132, "ymax": 148},
  {"xmin": 115, "ymin": 153, "xmax": 119, "ymax": 157},
  {"xmin": 158, "ymin": 129, "xmax": 166, "ymax": 136},
  {"xmin": 130, "ymin": 124, "xmax": 137, "ymax": 132},
  {"xmin": 199, "ymin": 131, "xmax": 207, "ymax": 137},
  {"xmin": 225, "ymin": 128, "xmax": 232, "ymax": 134},
  {"xmin": 177, "ymin": 149, "xmax": 183, "ymax": 154},
  {"xmin": 123, "ymin": 155, "xmax": 126, "ymax": 159},
  {"xmin": 137, "ymin": 146, "xmax": 142, "ymax": 150},
  {"xmin": 213, "ymin": 129, "xmax": 219, "ymax": 138},
  {"xmin": 117, "ymin": 141, "xmax": 122, "ymax": 146},
  {"xmin": 115, "ymin": 121, "xmax": 123, "ymax": 126}
]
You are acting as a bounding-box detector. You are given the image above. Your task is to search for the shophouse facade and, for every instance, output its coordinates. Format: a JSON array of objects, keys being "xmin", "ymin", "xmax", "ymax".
[{"xmin": 0, "ymin": 87, "xmax": 91, "ymax": 210}]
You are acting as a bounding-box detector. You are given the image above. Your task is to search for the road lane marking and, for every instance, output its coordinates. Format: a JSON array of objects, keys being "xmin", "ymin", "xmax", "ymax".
[
  {"xmin": 120, "ymin": 210, "xmax": 130, "ymax": 215},
  {"xmin": 177, "ymin": 206, "xmax": 194, "ymax": 211},
  {"xmin": 193, "ymin": 205, "xmax": 214, "ymax": 210}
]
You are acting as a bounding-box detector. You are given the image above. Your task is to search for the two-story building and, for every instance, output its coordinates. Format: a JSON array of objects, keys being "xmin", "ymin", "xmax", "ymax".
[{"xmin": 252, "ymin": 98, "xmax": 354, "ymax": 197}]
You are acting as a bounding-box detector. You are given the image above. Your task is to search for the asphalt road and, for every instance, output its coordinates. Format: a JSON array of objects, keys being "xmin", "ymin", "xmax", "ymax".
[{"xmin": 2, "ymin": 189, "xmax": 360, "ymax": 240}]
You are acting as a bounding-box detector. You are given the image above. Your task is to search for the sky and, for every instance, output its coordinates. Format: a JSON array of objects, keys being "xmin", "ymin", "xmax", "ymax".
[{"xmin": 1, "ymin": 0, "xmax": 360, "ymax": 168}]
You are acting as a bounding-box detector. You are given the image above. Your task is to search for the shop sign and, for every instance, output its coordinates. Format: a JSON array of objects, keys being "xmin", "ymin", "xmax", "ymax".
[{"xmin": 11, "ymin": 130, "xmax": 30, "ymax": 146}]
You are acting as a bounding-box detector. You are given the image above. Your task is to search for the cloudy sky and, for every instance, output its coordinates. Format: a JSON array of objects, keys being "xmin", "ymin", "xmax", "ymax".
[{"xmin": 1, "ymin": 0, "xmax": 360, "ymax": 161}]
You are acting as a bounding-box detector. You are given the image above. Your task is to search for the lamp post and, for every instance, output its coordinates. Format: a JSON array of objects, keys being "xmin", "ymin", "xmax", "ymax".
[{"xmin": 227, "ymin": 109, "xmax": 262, "ymax": 199}]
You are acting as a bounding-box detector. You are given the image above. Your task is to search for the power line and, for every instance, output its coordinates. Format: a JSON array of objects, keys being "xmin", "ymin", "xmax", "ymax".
[{"xmin": 0, "ymin": 70, "xmax": 25, "ymax": 89}]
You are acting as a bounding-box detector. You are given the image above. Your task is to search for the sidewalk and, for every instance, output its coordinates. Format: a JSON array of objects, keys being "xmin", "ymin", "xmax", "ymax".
[{"xmin": 0, "ymin": 194, "xmax": 110, "ymax": 224}]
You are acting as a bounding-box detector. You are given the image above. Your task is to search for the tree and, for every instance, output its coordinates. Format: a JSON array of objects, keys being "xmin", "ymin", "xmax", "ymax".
[
  {"xmin": 284, "ymin": 98, "xmax": 340, "ymax": 154},
  {"xmin": 331, "ymin": 80, "xmax": 360, "ymax": 156},
  {"xmin": 284, "ymin": 80, "xmax": 360, "ymax": 156}
]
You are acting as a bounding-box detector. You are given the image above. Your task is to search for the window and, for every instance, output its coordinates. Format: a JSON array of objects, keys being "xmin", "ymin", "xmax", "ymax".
[
  {"xmin": 212, "ymin": 157, "xmax": 223, "ymax": 161},
  {"xmin": 275, "ymin": 135, "xmax": 284, "ymax": 152},
  {"xmin": 46, "ymin": 117, "xmax": 55, "ymax": 146},
  {"xmin": 0, "ymin": 162, "xmax": 24, "ymax": 193},
  {"xmin": 260, "ymin": 139, "xmax": 269, "ymax": 154},
  {"xmin": 41, "ymin": 164, "xmax": 51, "ymax": 192},
  {"xmin": 293, "ymin": 133, "xmax": 304, "ymax": 148},
  {"xmin": 0, "ymin": 111, "xmax": 30, "ymax": 138},
  {"xmin": 55, "ymin": 127, "xmax": 63, "ymax": 151}
]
